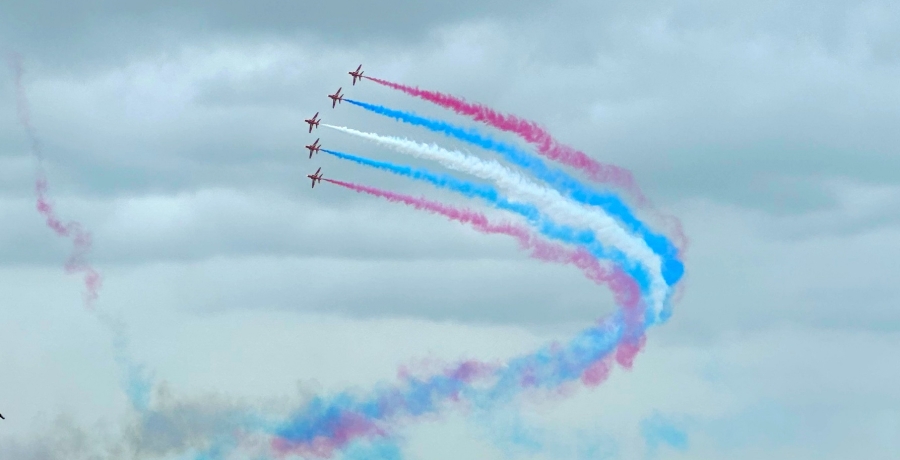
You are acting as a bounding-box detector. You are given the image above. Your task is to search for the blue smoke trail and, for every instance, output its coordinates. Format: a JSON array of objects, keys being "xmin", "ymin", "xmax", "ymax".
[
  {"xmin": 343, "ymin": 442, "xmax": 405, "ymax": 460},
  {"xmin": 344, "ymin": 99, "xmax": 684, "ymax": 288},
  {"xmin": 641, "ymin": 413, "xmax": 689, "ymax": 455},
  {"xmin": 323, "ymin": 148, "xmax": 650, "ymax": 291}
]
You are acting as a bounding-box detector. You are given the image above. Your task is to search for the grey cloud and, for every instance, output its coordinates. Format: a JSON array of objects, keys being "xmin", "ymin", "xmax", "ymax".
[
  {"xmin": 1, "ymin": 1, "xmax": 898, "ymax": 330},
  {"xmin": 756, "ymin": 180, "xmax": 900, "ymax": 238},
  {"xmin": 94, "ymin": 256, "xmax": 618, "ymax": 325},
  {"xmin": 343, "ymin": 0, "xmax": 900, "ymax": 212},
  {"xmin": 3, "ymin": 2, "xmax": 900, "ymax": 459},
  {"xmin": 0, "ymin": 0, "xmax": 543, "ymax": 71},
  {"xmin": 4, "ymin": 36, "xmax": 900, "ymax": 330},
  {"xmin": 5, "ymin": 328, "xmax": 898, "ymax": 459},
  {"xmin": 658, "ymin": 198, "xmax": 900, "ymax": 339},
  {"xmin": 652, "ymin": 327, "xmax": 900, "ymax": 458},
  {"xmin": 1, "ymin": 43, "xmax": 495, "ymax": 198},
  {"xmin": 0, "ymin": 183, "xmax": 551, "ymax": 267},
  {"xmin": 124, "ymin": 384, "xmax": 272, "ymax": 459},
  {"xmin": 0, "ymin": 393, "xmax": 280, "ymax": 460},
  {"xmin": 6, "ymin": 1, "xmax": 900, "ymax": 216},
  {"xmin": 0, "ymin": 416, "xmax": 124, "ymax": 460}
]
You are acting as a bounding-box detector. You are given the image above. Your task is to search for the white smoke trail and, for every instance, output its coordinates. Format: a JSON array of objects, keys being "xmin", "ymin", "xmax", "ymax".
[{"xmin": 323, "ymin": 124, "xmax": 669, "ymax": 318}]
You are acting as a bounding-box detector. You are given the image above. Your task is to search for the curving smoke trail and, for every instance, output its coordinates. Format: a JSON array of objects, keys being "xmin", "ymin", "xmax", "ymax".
[
  {"xmin": 364, "ymin": 76, "xmax": 643, "ymax": 201},
  {"xmin": 190, "ymin": 178, "xmax": 648, "ymax": 458},
  {"xmin": 343, "ymin": 98, "xmax": 686, "ymax": 286},
  {"xmin": 264, "ymin": 315, "xmax": 632, "ymax": 458},
  {"xmin": 321, "ymin": 148, "xmax": 652, "ymax": 294},
  {"xmin": 189, "ymin": 176, "xmax": 653, "ymax": 459},
  {"xmin": 325, "ymin": 176, "xmax": 648, "ymax": 365},
  {"xmin": 323, "ymin": 125, "xmax": 670, "ymax": 321},
  {"xmin": 6, "ymin": 52, "xmax": 102, "ymax": 307},
  {"xmin": 266, "ymin": 318, "xmax": 638, "ymax": 458},
  {"xmin": 35, "ymin": 178, "xmax": 103, "ymax": 305},
  {"xmin": 324, "ymin": 178, "xmax": 642, "ymax": 310}
]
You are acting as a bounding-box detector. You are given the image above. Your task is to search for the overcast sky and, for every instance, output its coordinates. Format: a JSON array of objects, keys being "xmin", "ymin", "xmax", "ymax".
[{"xmin": 1, "ymin": 1, "xmax": 898, "ymax": 459}]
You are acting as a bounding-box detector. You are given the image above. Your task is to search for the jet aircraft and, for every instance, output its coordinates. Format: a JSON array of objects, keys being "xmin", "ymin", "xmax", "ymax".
[
  {"xmin": 305, "ymin": 138, "xmax": 322, "ymax": 158},
  {"xmin": 349, "ymin": 65, "xmax": 364, "ymax": 85},
  {"xmin": 304, "ymin": 112, "xmax": 320, "ymax": 133},
  {"xmin": 328, "ymin": 87, "xmax": 344, "ymax": 108},
  {"xmin": 307, "ymin": 167, "xmax": 324, "ymax": 188}
]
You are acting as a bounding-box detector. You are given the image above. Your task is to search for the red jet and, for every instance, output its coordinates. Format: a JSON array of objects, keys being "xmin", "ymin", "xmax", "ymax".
[
  {"xmin": 307, "ymin": 167, "xmax": 324, "ymax": 188},
  {"xmin": 328, "ymin": 87, "xmax": 344, "ymax": 108},
  {"xmin": 304, "ymin": 112, "xmax": 320, "ymax": 133},
  {"xmin": 349, "ymin": 65, "xmax": 364, "ymax": 85},
  {"xmin": 305, "ymin": 138, "xmax": 322, "ymax": 159}
]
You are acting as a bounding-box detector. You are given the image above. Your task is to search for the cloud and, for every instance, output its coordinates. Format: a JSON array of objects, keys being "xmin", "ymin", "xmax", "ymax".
[
  {"xmin": 2, "ymin": 302, "xmax": 898, "ymax": 459},
  {"xmin": 2, "ymin": 1, "xmax": 900, "ymax": 459},
  {"xmin": 6, "ymin": 1, "xmax": 900, "ymax": 211},
  {"xmin": 0, "ymin": 415, "xmax": 127, "ymax": 460},
  {"xmin": 0, "ymin": 0, "xmax": 545, "ymax": 69}
]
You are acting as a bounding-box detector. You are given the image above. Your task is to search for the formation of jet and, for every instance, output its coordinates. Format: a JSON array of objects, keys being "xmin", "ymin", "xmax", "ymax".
[
  {"xmin": 307, "ymin": 167, "xmax": 324, "ymax": 188},
  {"xmin": 328, "ymin": 87, "xmax": 344, "ymax": 108},
  {"xmin": 0, "ymin": 413, "xmax": 4, "ymax": 420},
  {"xmin": 304, "ymin": 112, "xmax": 320, "ymax": 133},
  {"xmin": 349, "ymin": 65, "xmax": 364, "ymax": 85},
  {"xmin": 305, "ymin": 138, "xmax": 322, "ymax": 158},
  {"xmin": 305, "ymin": 66, "xmax": 365, "ymax": 188}
]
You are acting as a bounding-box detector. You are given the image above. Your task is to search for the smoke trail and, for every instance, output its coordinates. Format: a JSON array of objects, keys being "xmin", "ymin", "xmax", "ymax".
[
  {"xmin": 268, "ymin": 321, "xmax": 627, "ymax": 457},
  {"xmin": 364, "ymin": 76, "xmax": 643, "ymax": 200},
  {"xmin": 189, "ymin": 181, "xmax": 654, "ymax": 459},
  {"xmin": 324, "ymin": 178, "xmax": 641, "ymax": 311},
  {"xmin": 325, "ymin": 177, "xmax": 648, "ymax": 361},
  {"xmin": 193, "ymin": 314, "xmax": 637, "ymax": 459},
  {"xmin": 323, "ymin": 126, "xmax": 669, "ymax": 322},
  {"xmin": 343, "ymin": 98, "xmax": 686, "ymax": 286},
  {"xmin": 641, "ymin": 413, "xmax": 689, "ymax": 455},
  {"xmin": 6, "ymin": 52, "xmax": 42, "ymax": 159},
  {"xmin": 6, "ymin": 52, "xmax": 102, "ymax": 307},
  {"xmin": 360, "ymin": 80, "xmax": 689, "ymax": 258},
  {"xmin": 5, "ymin": 55, "xmax": 259, "ymax": 460},
  {"xmin": 321, "ymin": 148, "xmax": 652, "ymax": 295}
]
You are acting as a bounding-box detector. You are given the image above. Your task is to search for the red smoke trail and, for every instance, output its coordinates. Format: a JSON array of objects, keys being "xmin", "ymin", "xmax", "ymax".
[
  {"xmin": 6, "ymin": 52, "xmax": 102, "ymax": 307},
  {"xmin": 364, "ymin": 76, "xmax": 688, "ymax": 253}
]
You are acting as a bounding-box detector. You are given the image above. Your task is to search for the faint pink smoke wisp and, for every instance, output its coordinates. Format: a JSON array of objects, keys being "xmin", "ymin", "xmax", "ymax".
[{"xmin": 7, "ymin": 53, "xmax": 102, "ymax": 307}]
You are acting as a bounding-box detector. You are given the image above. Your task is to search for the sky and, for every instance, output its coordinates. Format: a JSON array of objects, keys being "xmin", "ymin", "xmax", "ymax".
[{"xmin": 1, "ymin": 0, "xmax": 899, "ymax": 459}]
